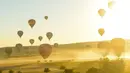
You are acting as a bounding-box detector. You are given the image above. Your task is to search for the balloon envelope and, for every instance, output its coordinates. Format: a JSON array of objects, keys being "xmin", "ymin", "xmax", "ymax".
[
  {"xmin": 46, "ymin": 32, "xmax": 53, "ymax": 40},
  {"xmin": 54, "ymin": 43, "xmax": 58, "ymax": 48},
  {"xmin": 98, "ymin": 9, "xmax": 106, "ymax": 17},
  {"xmin": 17, "ymin": 30, "xmax": 23, "ymax": 38},
  {"xmin": 5, "ymin": 47, "xmax": 12, "ymax": 56},
  {"xmin": 111, "ymin": 38, "xmax": 125, "ymax": 57},
  {"xmin": 111, "ymin": 38, "xmax": 125, "ymax": 48},
  {"xmin": 39, "ymin": 44, "xmax": 52, "ymax": 59},
  {"xmin": 15, "ymin": 43, "xmax": 23, "ymax": 52},
  {"xmin": 28, "ymin": 19, "xmax": 36, "ymax": 28},
  {"xmin": 97, "ymin": 41, "xmax": 111, "ymax": 57},
  {"xmin": 15, "ymin": 43, "xmax": 22, "ymax": 48},
  {"xmin": 98, "ymin": 28, "xmax": 105, "ymax": 36},
  {"xmin": 44, "ymin": 16, "xmax": 48, "ymax": 20},
  {"xmin": 38, "ymin": 36, "xmax": 43, "ymax": 41},
  {"xmin": 29, "ymin": 39, "xmax": 35, "ymax": 45},
  {"xmin": 108, "ymin": 1, "xmax": 115, "ymax": 9}
]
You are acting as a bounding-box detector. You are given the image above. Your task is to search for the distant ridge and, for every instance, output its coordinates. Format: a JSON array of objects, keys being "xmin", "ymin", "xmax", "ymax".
[{"xmin": 0, "ymin": 40, "xmax": 111, "ymax": 49}]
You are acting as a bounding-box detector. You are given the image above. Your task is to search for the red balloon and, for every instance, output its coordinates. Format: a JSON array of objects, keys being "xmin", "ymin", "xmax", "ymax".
[{"xmin": 39, "ymin": 44, "xmax": 52, "ymax": 59}]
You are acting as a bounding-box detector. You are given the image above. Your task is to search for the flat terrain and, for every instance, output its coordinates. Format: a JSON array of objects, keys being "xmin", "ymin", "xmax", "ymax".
[
  {"xmin": 0, "ymin": 56, "xmax": 130, "ymax": 73},
  {"xmin": 0, "ymin": 49, "xmax": 130, "ymax": 73}
]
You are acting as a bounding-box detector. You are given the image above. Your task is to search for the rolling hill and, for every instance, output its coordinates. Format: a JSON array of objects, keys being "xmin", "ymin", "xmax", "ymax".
[{"xmin": 0, "ymin": 40, "xmax": 118, "ymax": 59}]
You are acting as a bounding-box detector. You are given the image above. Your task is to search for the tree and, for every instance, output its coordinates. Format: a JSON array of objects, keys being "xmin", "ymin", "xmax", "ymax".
[
  {"xmin": 75, "ymin": 72, "xmax": 80, "ymax": 73},
  {"xmin": 44, "ymin": 68, "xmax": 50, "ymax": 73},
  {"xmin": 100, "ymin": 59, "xmax": 125, "ymax": 73},
  {"xmin": 60, "ymin": 65, "xmax": 66, "ymax": 70},
  {"xmin": 44, "ymin": 60, "xmax": 47, "ymax": 62},
  {"xmin": 49, "ymin": 60, "xmax": 52, "ymax": 62},
  {"xmin": 0, "ymin": 70, "xmax": 3, "ymax": 73},
  {"xmin": 37, "ymin": 60, "xmax": 40, "ymax": 64},
  {"xmin": 17, "ymin": 71, "xmax": 22, "ymax": 73},
  {"xmin": 86, "ymin": 67, "xmax": 99, "ymax": 73},
  {"xmin": 9, "ymin": 70, "xmax": 14, "ymax": 73},
  {"xmin": 64, "ymin": 69, "xmax": 74, "ymax": 73},
  {"xmin": 5, "ymin": 47, "xmax": 12, "ymax": 57}
]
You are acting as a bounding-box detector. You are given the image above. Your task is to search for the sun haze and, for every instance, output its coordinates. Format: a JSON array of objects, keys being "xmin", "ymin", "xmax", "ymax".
[
  {"xmin": 0, "ymin": 0, "xmax": 130, "ymax": 47},
  {"xmin": 87, "ymin": 0, "xmax": 130, "ymax": 41}
]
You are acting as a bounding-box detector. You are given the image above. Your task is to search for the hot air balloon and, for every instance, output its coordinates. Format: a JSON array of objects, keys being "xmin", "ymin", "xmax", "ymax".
[
  {"xmin": 97, "ymin": 41, "xmax": 111, "ymax": 58},
  {"xmin": 38, "ymin": 36, "xmax": 43, "ymax": 41},
  {"xmin": 15, "ymin": 43, "xmax": 23, "ymax": 52},
  {"xmin": 29, "ymin": 39, "xmax": 35, "ymax": 45},
  {"xmin": 98, "ymin": 9, "xmax": 106, "ymax": 17},
  {"xmin": 46, "ymin": 32, "xmax": 53, "ymax": 40},
  {"xmin": 28, "ymin": 19, "xmax": 36, "ymax": 28},
  {"xmin": 39, "ymin": 44, "xmax": 52, "ymax": 59},
  {"xmin": 98, "ymin": 28, "xmax": 105, "ymax": 36},
  {"xmin": 111, "ymin": 38, "xmax": 125, "ymax": 58},
  {"xmin": 5, "ymin": 47, "xmax": 12, "ymax": 57},
  {"xmin": 54, "ymin": 43, "xmax": 58, "ymax": 48},
  {"xmin": 44, "ymin": 16, "xmax": 48, "ymax": 20},
  {"xmin": 108, "ymin": 1, "xmax": 115, "ymax": 9},
  {"xmin": 17, "ymin": 30, "xmax": 23, "ymax": 38}
]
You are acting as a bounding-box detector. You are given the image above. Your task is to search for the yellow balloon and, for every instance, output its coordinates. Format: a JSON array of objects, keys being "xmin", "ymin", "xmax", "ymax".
[
  {"xmin": 111, "ymin": 38, "xmax": 125, "ymax": 57},
  {"xmin": 108, "ymin": 1, "xmax": 115, "ymax": 9},
  {"xmin": 97, "ymin": 41, "xmax": 111, "ymax": 57},
  {"xmin": 111, "ymin": 38, "xmax": 125, "ymax": 48},
  {"xmin": 98, "ymin": 9, "xmax": 106, "ymax": 17},
  {"xmin": 98, "ymin": 28, "xmax": 105, "ymax": 36}
]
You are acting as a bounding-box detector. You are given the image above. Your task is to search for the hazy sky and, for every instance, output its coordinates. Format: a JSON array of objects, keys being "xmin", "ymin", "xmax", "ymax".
[{"xmin": 0, "ymin": 0, "xmax": 130, "ymax": 47}]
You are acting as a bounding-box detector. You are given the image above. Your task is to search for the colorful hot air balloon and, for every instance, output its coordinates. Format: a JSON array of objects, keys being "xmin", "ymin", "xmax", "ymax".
[
  {"xmin": 44, "ymin": 16, "xmax": 48, "ymax": 20},
  {"xmin": 17, "ymin": 30, "xmax": 23, "ymax": 38},
  {"xmin": 111, "ymin": 38, "xmax": 125, "ymax": 58},
  {"xmin": 98, "ymin": 28, "xmax": 105, "ymax": 36},
  {"xmin": 98, "ymin": 9, "xmax": 106, "ymax": 17},
  {"xmin": 38, "ymin": 36, "xmax": 43, "ymax": 41},
  {"xmin": 29, "ymin": 39, "xmax": 35, "ymax": 45},
  {"xmin": 97, "ymin": 41, "xmax": 111, "ymax": 57},
  {"xmin": 28, "ymin": 19, "xmax": 36, "ymax": 28},
  {"xmin": 46, "ymin": 32, "xmax": 53, "ymax": 40},
  {"xmin": 108, "ymin": 1, "xmax": 115, "ymax": 9},
  {"xmin": 39, "ymin": 44, "xmax": 52, "ymax": 59},
  {"xmin": 54, "ymin": 43, "xmax": 58, "ymax": 48},
  {"xmin": 15, "ymin": 43, "xmax": 23, "ymax": 52}
]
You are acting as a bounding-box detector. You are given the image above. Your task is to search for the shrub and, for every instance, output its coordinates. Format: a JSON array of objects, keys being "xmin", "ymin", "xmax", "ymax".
[
  {"xmin": 49, "ymin": 60, "xmax": 52, "ymax": 62},
  {"xmin": 64, "ymin": 69, "xmax": 74, "ymax": 73},
  {"xmin": 86, "ymin": 67, "xmax": 99, "ymax": 73},
  {"xmin": 60, "ymin": 65, "xmax": 66, "ymax": 70},
  {"xmin": 44, "ymin": 60, "xmax": 47, "ymax": 62},
  {"xmin": 75, "ymin": 72, "xmax": 80, "ymax": 73},
  {"xmin": 37, "ymin": 60, "xmax": 40, "ymax": 63},
  {"xmin": 17, "ymin": 71, "xmax": 22, "ymax": 73},
  {"xmin": 9, "ymin": 70, "xmax": 14, "ymax": 73},
  {"xmin": 44, "ymin": 68, "xmax": 50, "ymax": 73},
  {"xmin": 0, "ymin": 70, "xmax": 2, "ymax": 73}
]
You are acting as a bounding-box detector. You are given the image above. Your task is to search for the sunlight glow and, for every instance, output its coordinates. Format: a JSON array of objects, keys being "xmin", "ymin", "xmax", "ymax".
[
  {"xmin": 102, "ymin": 0, "xmax": 130, "ymax": 39},
  {"xmin": 76, "ymin": 51, "xmax": 130, "ymax": 61},
  {"xmin": 76, "ymin": 51, "xmax": 101, "ymax": 60}
]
